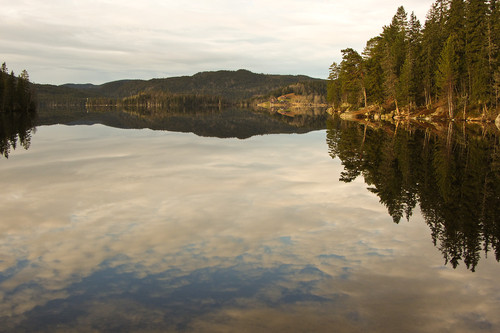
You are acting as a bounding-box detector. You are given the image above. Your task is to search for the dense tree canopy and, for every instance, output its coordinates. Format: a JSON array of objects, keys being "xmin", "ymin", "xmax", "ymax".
[
  {"xmin": 0, "ymin": 62, "xmax": 36, "ymax": 113},
  {"xmin": 327, "ymin": 0, "xmax": 500, "ymax": 119}
]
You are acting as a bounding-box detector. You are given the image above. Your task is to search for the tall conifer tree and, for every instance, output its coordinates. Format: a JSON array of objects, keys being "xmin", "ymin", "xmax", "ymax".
[
  {"xmin": 338, "ymin": 48, "xmax": 366, "ymax": 108},
  {"xmin": 363, "ymin": 37, "xmax": 386, "ymax": 105},
  {"xmin": 437, "ymin": 35, "xmax": 459, "ymax": 118},
  {"xmin": 400, "ymin": 12, "xmax": 422, "ymax": 108},
  {"xmin": 381, "ymin": 6, "xmax": 409, "ymax": 113},
  {"xmin": 327, "ymin": 62, "xmax": 341, "ymax": 108},
  {"xmin": 421, "ymin": 3, "xmax": 447, "ymax": 108},
  {"xmin": 465, "ymin": 0, "xmax": 490, "ymax": 110},
  {"xmin": 446, "ymin": 0, "xmax": 467, "ymax": 102},
  {"xmin": 488, "ymin": 0, "xmax": 500, "ymax": 108}
]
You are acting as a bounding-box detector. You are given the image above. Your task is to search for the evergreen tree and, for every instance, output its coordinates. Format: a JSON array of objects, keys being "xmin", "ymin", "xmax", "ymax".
[
  {"xmin": 421, "ymin": 2, "xmax": 447, "ymax": 108},
  {"xmin": 16, "ymin": 70, "xmax": 33, "ymax": 112},
  {"xmin": 0, "ymin": 66, "xmax": 5, "ymax": 113},
  {"xmin": 446, "ymin": 0, "xmax": 467, "ymax": 114},
  {"xmin": 327, "ymin": 0, "xmax": 498, "ymax": 118},
  {"xmin": 488, "ymin": 0, "xmax": 500, "ymax": 109},
  {"xmin": 0, "ymin": 62, "xmax": 35, "ymax": 113},
  {"xmin": 436, "ymin": 35, "xmax": 459, "ymax": 118},
  {"xmin": 399, "ymin": 12, "xmax": 422, "ymax": 110},
  {"xmin": 362, "ymin": 37, "xmax": 386, "ymax": 105},
  {"xmin": 4, "ymin": 71, "xmax": 16, "ymax": 113},
  {"xmin": 338, "ymin": 48, "xmax": 366, "ymax": 108},
  {"xmin": 380, "ymin": 6, "xmax": 409, "ymax": 113},
  {"xmin": 465, "ymin": 0, "xmax": 490, "ymax": 110},
  {"xmin": 327, "ymin": 62, "xmax": 341, "ymax": 108}
]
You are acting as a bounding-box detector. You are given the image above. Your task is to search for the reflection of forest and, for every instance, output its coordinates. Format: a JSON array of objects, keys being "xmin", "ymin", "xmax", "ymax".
[
  {"xmin": 0, "ymin": 112, "xmax": 37, "ymax": 158},
  {"xmin": 327, "ymin": 117, "xmax": 500, "ymax": 271},
  {"xmin": 37, "ymin": 106, "xmax": 327, "ymax": 139}
]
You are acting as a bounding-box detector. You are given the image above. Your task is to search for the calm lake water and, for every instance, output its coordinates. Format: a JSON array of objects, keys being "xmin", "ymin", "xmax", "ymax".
[{"xmin": 1, "ymin": 109, "xmax": 499, "ymax": 332}]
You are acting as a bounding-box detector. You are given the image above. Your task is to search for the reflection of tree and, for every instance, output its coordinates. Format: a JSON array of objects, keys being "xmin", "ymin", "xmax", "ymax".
[
  {"xmin": 0, "ymin": 112, "xmax": 37, "ymax": 158},
  {"xmin": 326, "ymin": 118, "xmax": 500, "ymax": 271},
  {"xmin": 327, "ymin": 117, "xmax": 365, "ymax": 182}
]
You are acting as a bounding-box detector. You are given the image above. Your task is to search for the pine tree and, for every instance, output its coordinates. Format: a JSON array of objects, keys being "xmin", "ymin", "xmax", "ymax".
[
  {"xmin": 327, "ymin": 62, "xmax": 341, "ymax": 108},
  {"xmin": 436, "ymin": 35, "xmax": 459, "ymax": 118},
  {"xmin": 16, "ymin": 70, "xmax": 31, "ymax": 112},
  {"xmin": 488, "ymin": 0, "xmax": 500, "ymax": 109},
  {"xmin": 0, "ymin": 70, "xmax": 4, "ymax": 113},
  {"xmin": 399, "ymin": 12, "xmax": 423, "ymax": 110},
  {"xmin": 338, "ymin": 48, "xmax": 366, "ymax": 108},
  {"xmin": 327, "ymin": 0, "xmax": 499, "ymax": 119},
  {"xmin": 0, "ymin": 63, "xmax": 8, "ymax": 112},
  {"xmin": 362, "ymin": 36, "xmax": 385, "ymax": 105},
  {"xmin": 0, "ymin": 63, "xmax": 35, "ymax": 113},
  {"xmin": 446, "ymin": 0, "xmax": 467, "ymax": 115},
  {"xmin": 465, "ymin": 0, "xmax": 490, "ymax": 111},
  {"xmin": 421, "ymin": 2, "xmax": 447, "ymax": 108},
  {"xmin": 381, "ymin": 6, "xmax": 409, "ymax": 113},
  {"xmin": 4, "ymin": 71, "xmax": 16, "ymax": 113}
]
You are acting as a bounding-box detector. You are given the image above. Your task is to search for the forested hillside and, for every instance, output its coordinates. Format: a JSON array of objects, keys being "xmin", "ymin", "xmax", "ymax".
[
  {"xmin": 37, "ymin": 69, "xmax": 325, "ymax": 107},
  {"xmin": 328, "ymin": 0, "xmax": 500, "ymax": 120}
]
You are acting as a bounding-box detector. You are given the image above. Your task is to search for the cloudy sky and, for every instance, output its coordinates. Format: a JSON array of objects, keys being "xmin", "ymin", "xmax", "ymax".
[{"xmin": 1, "ymin": 0, "xmax": 434, "ymax": 85}]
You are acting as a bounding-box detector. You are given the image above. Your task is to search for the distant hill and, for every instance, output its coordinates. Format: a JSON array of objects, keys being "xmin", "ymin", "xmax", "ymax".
[
  {"xmin": 35, "ymin": 69, "xmax": 326, "ymax": 106},
  {"xmin": 35, "ymin": 83, "xmax": 101, "ymax": 107}
]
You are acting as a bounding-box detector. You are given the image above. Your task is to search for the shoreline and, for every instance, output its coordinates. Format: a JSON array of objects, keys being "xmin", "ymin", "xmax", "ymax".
[{"xmin": 328, "ymin": 107, "xmax": 500, "ymax": 129}]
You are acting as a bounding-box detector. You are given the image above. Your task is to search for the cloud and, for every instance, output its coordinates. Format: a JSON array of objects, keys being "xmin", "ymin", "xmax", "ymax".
[{"xmin": 0, "ymin": 0, "xmax": 435, "ymax": 84}]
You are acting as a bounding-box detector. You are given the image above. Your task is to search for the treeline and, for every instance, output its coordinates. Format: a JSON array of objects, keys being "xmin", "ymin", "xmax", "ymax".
[
  {"xmin": 265, "ymin": 81, "xmax": 327, "ymax": 98},
  {"xmin": 86, "ymin": 91, "xmax": 228, "ymax": 110},
  {"xmin": 35, "ymin": 70, "xmax": 325, "ymax": 107},
  {"xmin": 35, "ymin": 84, "xmax": 92, "ymax": 108},
  {"xmin": 260, "ymin": 81, "xmax": 327, "ymax": 104},
  {"xmin": 327, "ymin": 118, "xmax": 500, "ymax": 271},
  {"xmin": 0, "ymin": 62, "xmax": 36, "ymax": 113},
  {"xmin": 327, "ymin": 0, "xmax": 500, "ymax": 119}
]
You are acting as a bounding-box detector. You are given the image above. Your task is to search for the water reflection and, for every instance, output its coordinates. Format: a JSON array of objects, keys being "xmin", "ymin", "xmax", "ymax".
[
  {"xmin": 326, "ymin": 117, "xmax": 500, "ymax": 271},
  {"xmin": 0, "ymin": 124, "xmax": 499, "ymax": 331},
  {"xmin": 36, "ymin": 106, "xmax": 327, "ymax": 138},
  {"xmin": 0, "ymin": 112, "xmax": 37, "ymax": 158}
]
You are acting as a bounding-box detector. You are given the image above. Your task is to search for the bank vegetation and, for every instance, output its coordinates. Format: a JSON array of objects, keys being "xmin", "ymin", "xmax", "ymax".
[{"xmin": 327, "ymin": 0, "xmax": 500, "ymax": 123}]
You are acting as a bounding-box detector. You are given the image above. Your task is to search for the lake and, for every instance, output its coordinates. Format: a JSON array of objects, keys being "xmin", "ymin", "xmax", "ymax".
[{"xmin": 1, "ymin": 108, "xmax": 499, "ymax": 332}]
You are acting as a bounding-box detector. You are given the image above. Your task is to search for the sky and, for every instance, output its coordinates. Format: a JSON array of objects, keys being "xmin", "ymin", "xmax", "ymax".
[{"xmin": 0, "ymin": 0, "xmax": 435, "ymax": 85}]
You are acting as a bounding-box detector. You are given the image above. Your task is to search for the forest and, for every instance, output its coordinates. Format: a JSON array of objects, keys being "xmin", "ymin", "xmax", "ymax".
[
  {"xmin": 0, "ymin": 62, "xmax": 36, "ymax": 113},
  {"xmin": 36, "ymin": 69, "xmax": 326, "ymax": 108},
  {"xmin": 327, "ymin": 0, "xmax": 500, "ymax": 121},
  {"xmin": 85, "ymin": 91, "xmax": 229, "ymax": 111}
]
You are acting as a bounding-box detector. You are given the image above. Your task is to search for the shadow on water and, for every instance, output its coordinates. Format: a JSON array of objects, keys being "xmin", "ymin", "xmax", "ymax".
[{"xmin": 326, "ymin": 116, "xmax": 500, "ymax": 271}]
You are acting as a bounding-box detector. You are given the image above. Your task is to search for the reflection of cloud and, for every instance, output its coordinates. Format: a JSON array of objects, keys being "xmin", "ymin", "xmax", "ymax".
[{"xmin": 0, "ymin": 125, "xmax": 499, "ymax": 331}]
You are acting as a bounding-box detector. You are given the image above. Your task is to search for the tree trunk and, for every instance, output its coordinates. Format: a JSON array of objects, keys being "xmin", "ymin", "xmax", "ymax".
[
  {"xmin": 424, "ymin": 87, "xmax": 432, "ymax": 109},
  {"xmin": 363, "ymin": 87, "xmax": 367, "ymax": 108},
  {"xmin": 447, "ymin": 83, "xmax": 454, "ymax": 119}
]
